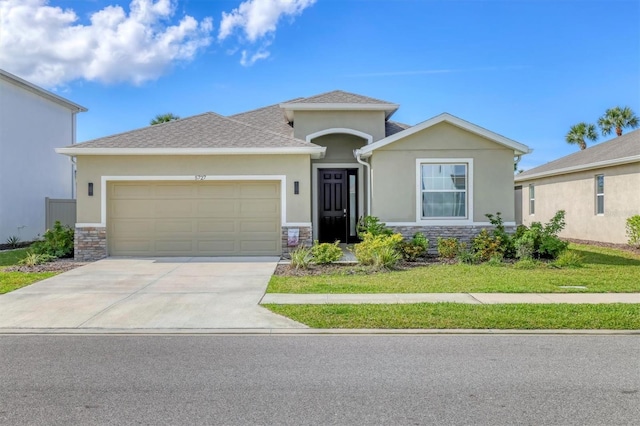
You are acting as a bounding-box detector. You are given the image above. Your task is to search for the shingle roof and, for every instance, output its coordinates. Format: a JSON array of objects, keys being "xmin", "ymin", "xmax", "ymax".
[
  {"xmin": 293, "ymin": 90, "xmax": 396, "ymax": 105},
  {"xmin": 517, "ymin": 129, "xmax": 640, "ymax": 180},
  {"xmin": 385, "ymin": 120, "xmax": 411, "ymax": 137},
  {"xmin": 229, "ymin": 102, "xmax": 296, "ymax": 137},
  {"xmin": 69, "ymin": 112, "xmax": 320, "ymax": 149}
]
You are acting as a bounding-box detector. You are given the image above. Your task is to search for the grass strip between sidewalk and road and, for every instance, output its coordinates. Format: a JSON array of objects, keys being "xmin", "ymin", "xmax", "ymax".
[
  {"xmin": 268, "ymin": 244, "xmax": 640, "ymax": 294},
  {"xmin": 264, "ymin": 303, "xmax": 640, "ymax": 329}
]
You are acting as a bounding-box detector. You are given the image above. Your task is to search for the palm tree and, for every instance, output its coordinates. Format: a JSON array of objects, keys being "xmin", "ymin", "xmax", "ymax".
[
  {"xmin": 150, "ymin": 113, "xmax": 180, "ymax": 125},
  {"xmin": 565, "ymin": 122, "xmax": 598, "ymax": 150},
  {"xmin": 597, "ymin": 106, "xmax": 639, "ymax": 137}
]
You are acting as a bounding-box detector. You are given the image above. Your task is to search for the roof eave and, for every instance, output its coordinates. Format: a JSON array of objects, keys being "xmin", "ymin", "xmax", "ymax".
[
  {"xmin": 56, "ymin": 146, "xmax": 327, "ymax": 159},
  {"xmin": 279, "ymin": 103, "xmax": 400, "ymax": 121},
  {"xmin": 0, "ymin": 69, "xmax": 87, "ymax": 112},
  {"xmin": 515, "ymin": 155, "xmax": 640, "ymax": 182},
  {"xmin": 358, "ymin": 113, "xmax": 531, "ymax": 156}
]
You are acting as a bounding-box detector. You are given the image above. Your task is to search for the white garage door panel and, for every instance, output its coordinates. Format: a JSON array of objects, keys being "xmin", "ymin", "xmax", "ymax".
[{"xmin": 108, "ymin": 181, "xmax": 281, "ymax": 256}]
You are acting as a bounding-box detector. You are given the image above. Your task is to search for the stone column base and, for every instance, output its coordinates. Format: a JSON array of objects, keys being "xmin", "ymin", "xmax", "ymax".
[
  {"xmin": 281, "ymin": 225, "xmax": 313, "ymax": 255},
  {"xmin": 75, "ymin": 226, "xmax": 107, "ymax": 261}
]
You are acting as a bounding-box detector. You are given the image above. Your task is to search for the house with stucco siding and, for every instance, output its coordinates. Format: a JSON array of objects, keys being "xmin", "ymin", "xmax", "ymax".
[
  {"xmin": 56, "ymin": 90, "xmax": 530, "ymax": 260},
  {"xmin": 515, "ymin": 129, "xmax": 640, "ymax": 244},
  {"xmin": 0, "ymin": 69, "xmax": 86, "ymax": 243}
]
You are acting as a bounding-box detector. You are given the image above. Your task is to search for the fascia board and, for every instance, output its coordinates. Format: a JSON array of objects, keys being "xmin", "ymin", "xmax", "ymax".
[{"xmin": 515, "ymin": 155, "xmax": 640, "ymax": 182}]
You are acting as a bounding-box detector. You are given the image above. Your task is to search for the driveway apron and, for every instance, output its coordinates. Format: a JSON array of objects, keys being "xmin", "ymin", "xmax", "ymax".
[{"xmin": 0, "ymin": 258, "xmax": 305, "ymax": 329}]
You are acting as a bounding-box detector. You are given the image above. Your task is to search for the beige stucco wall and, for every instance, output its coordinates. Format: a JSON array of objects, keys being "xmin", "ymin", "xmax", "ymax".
[
  {"xmin": 517, "ymin": 162, "xmax": 640, "ymax": 244},
  {"xmin": 75, "ymin": 154, "xmax": 311, "ymax": 224},
  {"xmin": 371, "ymin": 122, "xmax": 516, "ymax": 223},
  {"xmin": 293, "ymin": 110, "xmax": 386, "ymax": 142}
]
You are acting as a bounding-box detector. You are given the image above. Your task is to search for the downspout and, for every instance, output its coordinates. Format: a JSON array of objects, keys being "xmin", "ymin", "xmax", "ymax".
[
  {"xmin": 70, "ymin": 112, "xmax": 77, "ymax": 199},
  {"xmin": 355, "ymin": 150, "xmax": 371, "ymax": 216}
]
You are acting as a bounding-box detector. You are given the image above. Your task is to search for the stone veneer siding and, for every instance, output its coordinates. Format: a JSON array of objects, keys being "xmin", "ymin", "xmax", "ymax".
[
  {"xmin": 281, "ymin": 225, "xmax": 313, "ymax": 255},
  {"xmin": 75, "ymin": 226, "xmax": 107, "ymax": 261},
  {"xmin": 388, "ymin": 225, "xmax": 516, "ymax": 254}
]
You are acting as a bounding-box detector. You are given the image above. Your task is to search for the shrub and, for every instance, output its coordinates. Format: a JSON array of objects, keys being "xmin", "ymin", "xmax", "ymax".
[
  {"xmin": 553, "ymin": 251, "xmax": 584, "ymax": 268},
  {"xmin": 371, "ymin": 245, "xmax": 402, "ymax": 270},
  {"xmin": 5, "ymin": 235, "xmax": 20, "ymax": 248},
  {"xmin": 472, "ymin": 229, "xmax": 503, "ymax": 262},
  {"xmin": 513, "ymin": 258, "xmax": 540, "ymax": 270},
  {"xmin": 31, "ymin": 221, "xmax": 74, "ymax": 258},
  {"xmin": 487, "ymin": 254, "xmax": 504, "ymax": 267},
  {"xmin": 19, "ymin": 252, "xmax": 56, "ymax": 267},
  {"xmin": 354, "ymin": 232, "xmax": 403, "ymax": 266},
  {"xmin": 626, "ymin": 215, "xmax": 640, "ymax": 248},
  {"xmin": 437, "ymin": 237, "xmax": 460, "ymax": 259},
  {"xmin": 485, "ymin": 212, "xmax": 515, "ymax": 258},
  {"xmin": 311, "ymin": 241, "xmax": 343, "ymax": 264},
  {"xmin": 513, "ymin": 211, "xmax": 568, "ymax": 260},
  {"xmin": 398, "ymin": 233, "xmax": 429, "ymax": 262},
  {"xmin": 290, "ymin": 246, "xmax": 312, "ymax": 269},
  {"xmin": 356, "ymin": 216, "xmax": 392, "ymax": 237},
  {"xmin": 456, "ymin": 246, "xmax": 478, "ymax": 264}
]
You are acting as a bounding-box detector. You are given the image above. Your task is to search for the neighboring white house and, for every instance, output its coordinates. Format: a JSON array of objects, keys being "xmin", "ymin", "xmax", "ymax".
[{"xmin": 0, "ymin": 69, "xmax": 87, "ymax": 243}]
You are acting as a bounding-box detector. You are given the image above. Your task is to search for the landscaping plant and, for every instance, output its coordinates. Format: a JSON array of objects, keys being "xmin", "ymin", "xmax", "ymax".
[
  {"xmin": 485, "ymin": 212, "xmax": 516, "ymax": 258},
  {"xmin": 626, "ymin": 215, "xmax": 640, "ymax": 248},
  {"xmin": 553, "ymin": 251, "xmax": 584, "ymax": 268},
  {"xmin": 19, "ymin": 253, "xmax": 56, "ymax": 267},
  {"xmin": 514, "ymin": 210, "xmax": 568, "ymax": 260},
  {"xmin": 354, "ymin": 232, "xmax": 403, "ymax": 266},
  {"xmin": 398, "ymin": 233, "xmax": 429, "ymax": 262},
  {"xmin": 311, "ymin": 241, "xmax": 343, "ymax": 264},
  {"xmin": 31, "ymin": 221, "xmax": 74, "ymax": 258},
  {"xmin": 471, "ymin": 229, "xmax": 503, "ymax": 262},
  {"xmin": 437, "ymin": 237, "xmax": 460, "ymax": 259},
  {"xmin": 289, "ymin": 246, "xmax": 312, "ymax": 269},
  {"xmin": 356, "ymin": 216, "xmax": 392, "ymax": 237}
]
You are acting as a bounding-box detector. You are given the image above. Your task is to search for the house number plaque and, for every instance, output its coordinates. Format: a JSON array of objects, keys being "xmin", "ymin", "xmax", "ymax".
[{"xmin": 195, "ymin": 175, "xmax": 207, "ymax": 181}]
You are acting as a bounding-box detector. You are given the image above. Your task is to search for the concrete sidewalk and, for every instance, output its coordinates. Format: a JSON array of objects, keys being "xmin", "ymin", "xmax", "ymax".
[{"xmin": 261, "ymin": 292, "xmax": 640, "ymax": 304}]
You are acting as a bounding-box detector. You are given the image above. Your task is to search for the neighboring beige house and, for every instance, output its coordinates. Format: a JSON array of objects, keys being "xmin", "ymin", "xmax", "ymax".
[
  {"xmin": 0, "ymin": 69, "xmax": 86, "ymax": 243},
  {"xmin": 515, "ymin": 129, "xmax": 640, "ymax": 244},
  {"xmin": 56, "ymin": 90, "xmax": 530, "ymax": 260}
]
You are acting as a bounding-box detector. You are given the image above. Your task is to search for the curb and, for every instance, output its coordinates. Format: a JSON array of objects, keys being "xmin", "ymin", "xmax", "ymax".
[{"xmin": 0, "ymin": 328, "xmax": 638, "ymax": 336}]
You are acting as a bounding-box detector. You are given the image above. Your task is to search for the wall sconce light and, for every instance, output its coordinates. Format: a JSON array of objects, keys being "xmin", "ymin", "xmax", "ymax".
[
  {"xmin": 294, "ymin": 181, "xmax": 299, "ymax": 195},
  {"xmin": 88, "ymin": 182, "xmax": 94, "ymax": 196}
]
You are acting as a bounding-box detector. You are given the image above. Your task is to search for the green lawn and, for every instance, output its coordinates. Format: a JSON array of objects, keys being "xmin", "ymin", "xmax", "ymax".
[
  {"xmin": 265, "ymin": 303, "xmax": 640, "ymax": 329},
  {"xmin": 268, "ymin": 244, "xmax": 640, "ymax": 294},
  {"xmin": 0, "ymin": 248, "xmax": 57, "ymax": 294}
]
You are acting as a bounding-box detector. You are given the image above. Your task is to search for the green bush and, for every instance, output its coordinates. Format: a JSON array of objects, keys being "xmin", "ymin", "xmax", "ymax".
[
  {"xmin": 437, "ymin": 237, "xmax": 460, "ymax": 259},
  {"xmin": 626, "ymin": 215, "xmax": 640, "ymax": 248},
  {"xmin": 485, "ymin": 212, "xmax": 516, "ymax": 258},
  {"xmin": 471, "ymin": 229, "xmax": 503, "ymax": 262},
  {"xmin": 289, "ymin": 246, "xmax": 312, "ymax": 269},
  {"xmin": 31, "ymin": 221, "xmax": 74, "ymax": 258},
  {"xmin": 398, "ymin": 233, "xmax": 429, "ymax": 262},
  {"xmin": 514, "ymin": 211, "xmax": 568, "ymax": 260},
  {"xmin": 19, "ymin": 253, "xmax": 56, "ymax": 267},
  {"xmin": 487, "ymin": 254, "xmax": 504, "ymax": 267},
  {"xmin": 356, "ymin": 216, "xmax": 392, "ymax": 237},
  {"xmin": 354, "ymin": 232, "xmax": 403, "ymax": 266},
  {"xmin": 371, "ymin": 244, "xmax": 402, "ymax": 270},
  {"xmin": 5, "ymin": 235, "xmax": 20, "ymax": 249},
  {"xmin": 456, "ymin": 246, "xmax": 478, "ymax": 264},
  {"xmin": 553, "ymin": 251, "xmax": 584, "ymax": 268},
  {"xmin": 311, "ymin": 241, "xmax": 343, "ymax": 264}
]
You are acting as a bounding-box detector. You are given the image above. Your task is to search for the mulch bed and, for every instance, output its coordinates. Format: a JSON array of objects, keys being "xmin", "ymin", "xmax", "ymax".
[
  {"xmin": 4, "ymin": 260, "xmax": 89, "ymax": 273},
  {"xmin": 274, "ymin": 257, "xmax": 454, "ymax": 277}
]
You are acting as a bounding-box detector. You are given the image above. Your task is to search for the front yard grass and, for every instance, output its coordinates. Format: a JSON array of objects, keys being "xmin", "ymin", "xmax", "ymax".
[
  {"xmin": 268, "ymin": 243, "xmax": 640, "ymax": 294},
  {"xmin": 0, "ymin": 248, "xmax": 56, "ymax": 294},
  {"xmin": 265, "ymin": 303, "xmax": 640, "ymax": 329}
]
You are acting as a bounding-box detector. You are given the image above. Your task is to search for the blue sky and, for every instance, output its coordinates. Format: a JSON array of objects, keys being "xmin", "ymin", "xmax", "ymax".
[{"xmin": 2, "ymin": 0, "xmax": 639, "ymax": 170}]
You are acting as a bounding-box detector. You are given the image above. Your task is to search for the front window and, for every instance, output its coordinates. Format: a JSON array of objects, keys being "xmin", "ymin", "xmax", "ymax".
[
  {"xmin": 595, "ymin": 174, "xmax": 604, "ymax": 215},
  {"xmin": 420, "ymin": 163, "xmax": 467, "ymax": 218},
  {"xmin": 529, "ymin": 184, "xmax": 535, "ymax": 215}
]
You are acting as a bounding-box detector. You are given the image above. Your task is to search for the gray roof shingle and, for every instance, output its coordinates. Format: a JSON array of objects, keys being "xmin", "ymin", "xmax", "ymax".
[
  {"xmin": 385, "ymin": 120, "xmax": 411, "ymax": 137},
  {"xmin": 291, "ymin": 90, "xmax": 396, "ymax": 105},
  {"xmin": 229, "ymin": 102, "xmax": 296, "ymax": 137},
  {"xmin": 70, "ymin": 112, "xmax": 320, "ymax": 149},
  {"xmin": 517, "ymin": 129, "xmax": 640, "ymax": 179}
]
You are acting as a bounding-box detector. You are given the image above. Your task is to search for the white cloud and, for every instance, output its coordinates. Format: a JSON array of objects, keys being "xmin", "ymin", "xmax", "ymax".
[
  {"xmin": 0, "ymin": 0, "xmax": 213, "ymax": 87},
  {"xmin": 218, "ymin": 0, "xmax": 315, "ymax": 65}
]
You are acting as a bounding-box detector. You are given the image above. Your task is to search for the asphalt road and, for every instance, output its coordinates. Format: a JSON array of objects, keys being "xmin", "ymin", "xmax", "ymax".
[{"xmin": 0, "ymin": 335, "xmax": 638, "ymax": 425}]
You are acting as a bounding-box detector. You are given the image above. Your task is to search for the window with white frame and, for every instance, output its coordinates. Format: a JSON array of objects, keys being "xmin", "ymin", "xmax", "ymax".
[
  {"xmin": 529, "ymin": 184, "xmax": 535, "ymax": 215},
  {"xmin": 595, "ymin": 174, "xmax": 604, "ymax": 215},
  {"xmin": 419, "ymin": 163, "xmax": 468, "ymax": 218}
]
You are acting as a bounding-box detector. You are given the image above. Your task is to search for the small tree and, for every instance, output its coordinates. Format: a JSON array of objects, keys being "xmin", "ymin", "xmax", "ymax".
[
  {"xmin": 565, "ymin": 122, "xmax": 598, "ymax": 150},
  {"xmin": 150, "ymin": 113, "xmax": 180, "ymax": 125}
]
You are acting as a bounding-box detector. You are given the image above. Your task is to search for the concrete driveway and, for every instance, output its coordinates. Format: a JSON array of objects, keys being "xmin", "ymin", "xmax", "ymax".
[{"xmin": 0, "ymin": 257, "xmax": 305, "ymax": 330}]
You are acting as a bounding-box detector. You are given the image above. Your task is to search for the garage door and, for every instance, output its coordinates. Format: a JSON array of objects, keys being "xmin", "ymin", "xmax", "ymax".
[{"xmin": 107, "ymin": 181, "xmax": 281, "ymax": 256}]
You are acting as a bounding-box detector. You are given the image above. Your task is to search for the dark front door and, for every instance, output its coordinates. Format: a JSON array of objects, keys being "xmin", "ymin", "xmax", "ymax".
[{"xmin": 318, "ymin": 169, "xmax": 358, "ymax": 243}]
